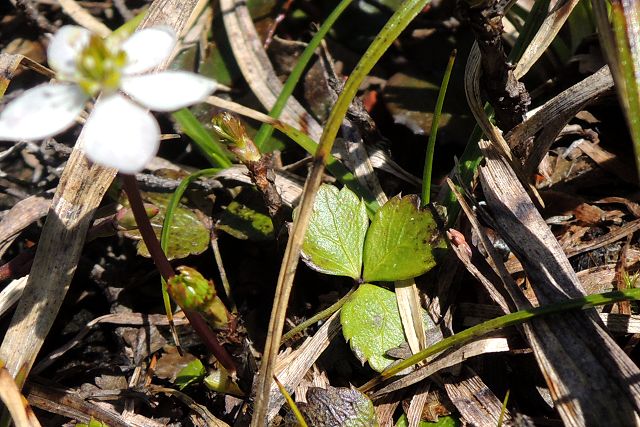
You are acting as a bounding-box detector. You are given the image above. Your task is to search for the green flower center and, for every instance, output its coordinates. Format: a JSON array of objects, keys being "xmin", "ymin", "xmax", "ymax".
[{"xmin": 75, "ymin": 35, "xmax": 127, "ymax": 96}]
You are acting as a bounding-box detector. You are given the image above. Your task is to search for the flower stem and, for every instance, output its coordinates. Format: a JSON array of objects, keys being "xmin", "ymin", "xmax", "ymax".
[{"xmin": 120, "ymin": 174, "xmax": 237, "ymax": 375}]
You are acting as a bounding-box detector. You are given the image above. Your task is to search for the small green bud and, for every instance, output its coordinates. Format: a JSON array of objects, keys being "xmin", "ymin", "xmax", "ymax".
[
  {"xmin": 115, "ymin": 203, "xmax": 159, "ymax": 230},
  {"xmin": 211, "ymin": 112, "xmax": 262, "ymax": 163},
  {"xmin": 168, "ymin": 266, "xmax": 229, "ymax": 328},
  {"xmin": 204, "ymin": 365, "xmax": 243, "ymax": 396}
]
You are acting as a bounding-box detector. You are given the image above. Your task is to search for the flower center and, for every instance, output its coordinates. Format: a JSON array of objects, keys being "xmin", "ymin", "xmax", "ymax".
[{"xmin": 76, "ymin": 35, "xmax": 127, "ymax": 96}]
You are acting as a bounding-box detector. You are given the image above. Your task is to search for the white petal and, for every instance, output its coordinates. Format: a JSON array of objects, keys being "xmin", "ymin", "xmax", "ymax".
[
  {"xmin": 121, "ymin": 71, "xmax": 217, "ymax": 112},
  {"xmin": 121, "ymin": 27, "xmax": 176, "ymax": 75},
  {"xmin": 0, "ymin": 83, "xmax": 87, "ymax": 141},
  {"xmin": 47, "ymin": 26, "xmax": 91, "ymax": 77},
  {"xmin": 83, "ymin": 94, "xmax": 160, "ymax": 173}
]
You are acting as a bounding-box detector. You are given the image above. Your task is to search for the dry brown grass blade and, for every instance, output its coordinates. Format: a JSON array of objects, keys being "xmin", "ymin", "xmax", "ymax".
[
  {"xmin": 219, "ymin": 0, "xmax": 413, "ymax": 188},
  {"xmin": 32, "ymin": 312, "xmax": 189, "ymax": 375},
  {"xmin": 0, "ymin": 0, "xmax": 204, "ymax": 385},
  {"xmin": 576, "ymin": 138, "xmax": 638, "ymax": 185},
  {"xmin": 0, "ymin": 276, "xmax": 28, "ymax": 319},
  {"xmin": 395, "ymin": 279, "xmax": 428, "ymax": 355},
  {"xmin": 372, "ymin": 335, "xmax": 512, "ymax": 397},
  {"xmin": 0, "ymin": 193, "xmax": 51, "ymax": 257},
  {"xmin": 0, "ymin": 364, "xmax": 40, "ymax": 427},
  {"xmin": 58, "ymin": 0, "xmax": 111, "ymax": 37},
  {"xmin": 251, "ymin": 158, "xmax": 326, "ymax": 426},
  {"xmin": 443, "ymin": 366, "xmax": 511, "ymax": 426},
  {"xmin": 506, "ymin": 66, "xmax": 614, "ymax": 175},
  {"xmin": 26, "ymin": 381, "xmax": 151, "ymax": 427},
  {"xmin": 478, "ymin": 140, "xmax": 640, "ymax": 425},
  {"xmin": 513, "ymin": 0, "xmax": 581, "ymax": 80},
  {"xmin": 266, "ymin": 311, "xmax": 341, "ymax": 421},
  {"xmin": 219, "ymin": 0, "xmax": 324, "ymax": 141},
  {"xmin": 0, "ymin": 53, "xmax": 54, "ymax": 97},
  {"xmin": 406, "ymin": 382, "xmax": 430, "ymax": 427},
  {"xmin": 464, "ymin": 43, "xmax": 543, "ymax": 208},
  {"xmin": 563, "ymin": 217, "xmax": 640, "ymax": 258},
  {"xmin": 0, "ymin": 153, "xmax": 116, "ymax": 383}
]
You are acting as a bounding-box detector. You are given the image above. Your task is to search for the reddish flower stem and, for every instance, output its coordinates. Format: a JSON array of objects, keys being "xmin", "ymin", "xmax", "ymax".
[{"xmin": 120, "ymin": 173, "xmax": 236, "ymax": 375}]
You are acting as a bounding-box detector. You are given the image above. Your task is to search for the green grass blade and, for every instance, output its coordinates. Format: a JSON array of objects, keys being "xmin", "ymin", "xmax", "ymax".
[
  {"xmin": 595, "ymin": 0, "xmax": 640, "ymax": 179},
  {"xmin": 274, "ymin": 376, "xmax": 308, "ymax": 427},
  {"xmin": 422, "ymin": 49, "xmax": 456, "ymax": 206},
  {"xmin": 274, "ymin": 122, "xmax": 380, "ymax": 215},
  {"xmin": 254, "ymin": 0, "xmax": 353, "ymax": 151},
  {"xmin": 361, "ymin": 287, "xmax": 640, "ymax": 391},
  {"xmin": 317, "ymin": 0, "xmax": 430, "ymax": 160},
  {"xmin": 173, "ymin": 108, "xmax": 233, "ymax": 169},
  {"xmin": 251, "ymin": 1, "xmax": 434, "ymax": 422}
]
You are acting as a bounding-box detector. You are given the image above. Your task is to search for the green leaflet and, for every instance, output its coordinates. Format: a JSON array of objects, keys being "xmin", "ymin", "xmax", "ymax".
[
  {"xmin": 130, "ymin": 192, "xmax": 210, "ymax": 261},
  {"xmin": 174, "ymin": 359, "xmax": 206, "ymax": 390},
  {"xmin": 301, "ymin": 185, "xmax": 368, "ymax": 279},
  {"xmin": 342, "ymin": 284, "xmax": 409, "ymax": 372},
  {"xmin": 363, "ymin": 195, "xmax": 439, "ymax": 282}
]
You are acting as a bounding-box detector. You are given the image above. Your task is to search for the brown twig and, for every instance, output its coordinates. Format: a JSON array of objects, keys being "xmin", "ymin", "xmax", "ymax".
[{"xmin": 460, "ymin": 0, "xmax": 530, "ymax": 132}]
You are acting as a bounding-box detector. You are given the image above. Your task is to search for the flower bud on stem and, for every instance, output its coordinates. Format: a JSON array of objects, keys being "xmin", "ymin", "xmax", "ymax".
[
  {"xmin": 120, "ymin": 173, "xmax": 237, "ymax": 376},
  {"xmin": 212, "ymin": 113, "xmax": 284, "ymax": 232}
]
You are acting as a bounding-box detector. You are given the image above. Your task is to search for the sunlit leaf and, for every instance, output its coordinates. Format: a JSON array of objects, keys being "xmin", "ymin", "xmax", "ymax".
[
  {"xmin": 300, "ymin": 184, "xmax": 368, "ymax": 279},
  {"xmin": 396, "ymin": 414, "xmax": 460, "ymax": 427},
  {"xmin": 362, "ymin": 195, "xmax": 439, "ymax": 282},
  {"xmin": 175, "ymin": 358, "xmax": 206, "ymax": 390},
  {"xmin": 593, "ymin": 0, "xmax": 640, "ymax": 177},
  {"xmin": 124, "ymin": 192, "xmax": 210, "ymax": 260},
  {"xmin": 341, "ymin": 284, "xmax": 406, "ymax": 372},
  {"xmin": 216, "ymin": 187, "xmax": 274, "ymax": 241}
]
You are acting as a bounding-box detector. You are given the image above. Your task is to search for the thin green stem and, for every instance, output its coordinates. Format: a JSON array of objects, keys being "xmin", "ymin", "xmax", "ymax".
[
  {"xmin": 282, "ymin": 287, "xmax": 355, "ymax": 342},
  {"xmin": 360, "ymin": 287, "xmax": 640, "ymax": 392},
  {"xmin": 274, "ymin": 376, "xmax": 309, "ymax": 427},
  {"xmin": 254, "ymin": 0, "xmax": 353, "ymax": 151},
  {"xmin": 497, "ymin": 390, "xmax": 510, "ymax": 427},
  {"xmin": 421, "ymin": 49, "xmax": 456, "ymax": 206}
]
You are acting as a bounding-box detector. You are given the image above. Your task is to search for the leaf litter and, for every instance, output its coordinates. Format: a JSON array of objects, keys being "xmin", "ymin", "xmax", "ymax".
[{"xmin": 1, "ymin": 0, "xmax": 640, "ymax": 426}]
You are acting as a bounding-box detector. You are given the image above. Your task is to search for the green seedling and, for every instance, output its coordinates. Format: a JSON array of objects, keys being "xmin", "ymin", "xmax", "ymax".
[
  {"xmin": 175, "ymin": 358, "xmax": 243, "ymax": 396},
  {"xmin": 300, "ymin": 184, "xmax": 443, "ymax": 371}
]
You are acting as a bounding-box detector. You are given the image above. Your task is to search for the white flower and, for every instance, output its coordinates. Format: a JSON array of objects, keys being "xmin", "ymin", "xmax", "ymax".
[{"xmin": 0, "ymin": 26, "xmax": 217, "ymax": 173}]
